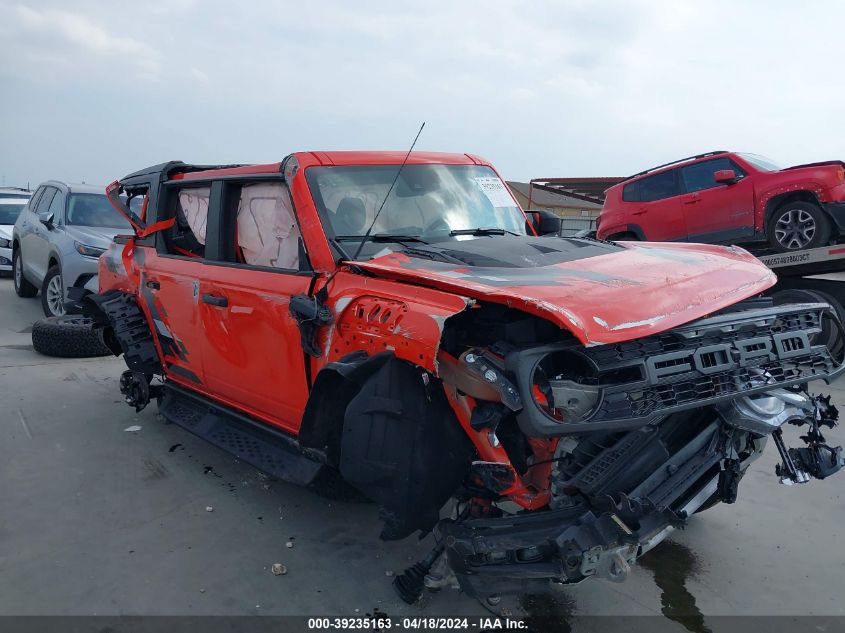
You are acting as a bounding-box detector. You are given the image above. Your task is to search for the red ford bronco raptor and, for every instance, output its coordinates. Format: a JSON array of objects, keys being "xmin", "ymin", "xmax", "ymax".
[{"xmin": 83, "ymin": 151, "xmax": 844, "ymax": 602}]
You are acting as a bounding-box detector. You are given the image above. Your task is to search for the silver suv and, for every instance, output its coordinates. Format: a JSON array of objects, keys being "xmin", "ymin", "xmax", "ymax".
[{"xmin": 12, "ymin": 181, "xmax": 131, "ymax": 317}]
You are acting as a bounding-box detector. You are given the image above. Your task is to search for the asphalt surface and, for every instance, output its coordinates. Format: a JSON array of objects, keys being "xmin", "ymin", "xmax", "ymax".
[{"xmin": 1, "ymin": 276, "xmax": 844, "ymax": 628}]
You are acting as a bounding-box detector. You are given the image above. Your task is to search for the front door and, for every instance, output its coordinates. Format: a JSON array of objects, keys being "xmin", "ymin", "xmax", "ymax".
[
  {"xmin": 22, "ymin": 186, "xmax": 56, "ymax": 282},
  {"xmin": 198, "ymin": 179, "xmax": 312, "ymax": 433},
  {"xmin": 680, "ymin": 157, "xmax": 755, "ymax": 243}
]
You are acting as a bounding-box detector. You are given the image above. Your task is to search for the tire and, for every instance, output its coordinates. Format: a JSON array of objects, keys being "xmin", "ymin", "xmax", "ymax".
[
  {"xmin": 41, "ymin": 265, "xmax": 66, "ymax": 317},
  {"xmin": 767, "ymin": 201, "xmax": 831, "ymax": 252},
  {"xmin": 13, "ymin": 248, "xmax": 38, "ymax": 298},
  {"xmin": 31, "ymin": 316, "xmax": 112, "ymax": 358}
]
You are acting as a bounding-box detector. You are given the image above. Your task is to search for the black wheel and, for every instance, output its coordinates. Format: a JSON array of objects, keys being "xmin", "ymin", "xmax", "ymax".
[
  {"xmin": 13, "ymin": 248, "xmax": 38, "ymax": 298},
  {"xmin": 40, "ymin": 265, "xmax": 65, "ymax": 317},
  {"xmin": 31, "ymin": 316, "xmax": 112, "ymax": 358},
  {"xmin": 767, "ymin": 201, "xmax": 831, "ymax": 252}
]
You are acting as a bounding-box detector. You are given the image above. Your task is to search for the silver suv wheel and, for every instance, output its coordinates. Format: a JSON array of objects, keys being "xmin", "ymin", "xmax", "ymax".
[
  {"xmin": 45, "ymin": 273, "xmax": 66, "ymax": 316},
  {"xmin": 14, "ymin": 251, "xmax": 22, "ymax": 288}
]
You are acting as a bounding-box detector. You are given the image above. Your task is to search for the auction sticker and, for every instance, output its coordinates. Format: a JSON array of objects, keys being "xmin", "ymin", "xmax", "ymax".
[{"xmin": 475, "ymin": 177, "xmax": 516, "ymax": 208}]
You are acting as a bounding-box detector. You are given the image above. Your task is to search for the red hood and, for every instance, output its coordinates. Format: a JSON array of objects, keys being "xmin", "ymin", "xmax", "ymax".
[
  {"xmin": 352, "ymin": 240, "xmax": 776, "ymax": 346},
  {"xmin": 783, "ymin": 160, "xmax": 845, "ymax": 171}
]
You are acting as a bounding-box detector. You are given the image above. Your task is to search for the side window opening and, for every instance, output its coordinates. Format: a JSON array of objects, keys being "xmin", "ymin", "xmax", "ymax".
[
  {"xmin": 36, "ymin": 187, "xmax": 57, "ymax": 215},
  {"xmin": 47, "ymin": 189, "xmax": 64, "ymax": 224},
  {"xmin": 637, "ymin": 169, "xmax": 679, "ymax": 202},
  {"xmin": 681, "ymin": 158, "xmax": 747, "ymax": 194},
  {"xmin": 233, "ymin": 181, "xmax": 304, "ymax": 271},
  {"xmin": 165, "ymin": 186, "xmax": 210, "ymax": 258}
]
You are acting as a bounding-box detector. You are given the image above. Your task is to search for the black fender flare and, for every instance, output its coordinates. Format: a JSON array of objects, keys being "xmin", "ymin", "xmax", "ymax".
[
  {"xmin": 298, "ymin": 350, "xmax": 395, "ymax": 457},
  {"xmin": 338, "ymin": 357, "xmax": 474, "ymax": 541}
]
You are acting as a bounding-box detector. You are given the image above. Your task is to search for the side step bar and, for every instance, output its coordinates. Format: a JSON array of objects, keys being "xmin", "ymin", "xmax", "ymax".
[{"xmin": 158, "ymin": 383, "xmax": 323, "ymax": 486}]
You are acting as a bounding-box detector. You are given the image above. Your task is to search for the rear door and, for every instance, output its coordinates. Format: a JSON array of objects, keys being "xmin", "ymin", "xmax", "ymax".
[
  {"xmin": 625, "ymin": 169, "xmax": 684, "ymax": 240},
  {"xmin": 197, "ymin": 177, "xmax": 313, "ymax": 432},
  {"xmin": 680, "ymin": 157, "xmax": 755, "ymax": 243},
  {"xmin": 22, "ymin": 186, "xmax": 57, "ymax": 282},
  {"xmin": 137, "ymin": 183, "xmax": 214, "ymax": 388}
]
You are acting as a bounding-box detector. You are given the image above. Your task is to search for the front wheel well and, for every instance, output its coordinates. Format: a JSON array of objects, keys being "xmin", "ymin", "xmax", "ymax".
[
  {"xmin": 765, "ymin": 190, "xmax": 823, "ymax": 221},
  {"xmin": 297, "ymin": 351, "xmax": 394, "ymax": 461}
]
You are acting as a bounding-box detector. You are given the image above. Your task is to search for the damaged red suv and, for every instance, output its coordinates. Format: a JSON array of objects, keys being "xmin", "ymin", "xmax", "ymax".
[{"xmin": 83, "ymin": 152, "xmax": 844, "ymax": 602}]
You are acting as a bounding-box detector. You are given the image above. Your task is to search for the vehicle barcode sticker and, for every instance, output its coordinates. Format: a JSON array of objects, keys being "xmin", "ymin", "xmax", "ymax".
[{"xmin": 474, "ymin": 177, "xmax": 516, "ymax": 207}]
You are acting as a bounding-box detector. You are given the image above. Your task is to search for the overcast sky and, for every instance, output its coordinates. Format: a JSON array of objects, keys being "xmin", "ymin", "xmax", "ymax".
[{"xmin": 1, "ymin": 1, "xmax": 843, "ymax": 188}]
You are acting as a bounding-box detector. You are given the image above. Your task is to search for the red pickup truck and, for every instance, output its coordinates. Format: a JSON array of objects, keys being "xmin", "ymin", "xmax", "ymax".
[{"xmin": 597, "ymin": 151, "xmax": 845, "ymax": 252}]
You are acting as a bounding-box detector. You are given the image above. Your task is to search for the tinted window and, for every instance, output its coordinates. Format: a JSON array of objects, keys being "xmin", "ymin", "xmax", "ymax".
[
  {"xmin": 681, "ymin": 158, "xmax": 745, "ymax": 193},
  {"xmin": 637, "ymin": 170, "xmax": 678, "ymax": 202},
  {"xmin": 36, "ymin": 188, "xmax": 57, "ymax": 214},
  {"xmin": 26, "ymin": 187, "xmax": 45, "ymax": 211},
  {"xmin": 47, "ymin": 190, "xmax": 65, "ymax": 223},
  {"xmin": 622, "ymin": 181, "xmax": 640, "ymax": 202}
]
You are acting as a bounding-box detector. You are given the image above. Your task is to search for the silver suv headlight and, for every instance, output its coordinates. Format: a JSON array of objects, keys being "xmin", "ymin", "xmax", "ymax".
[{"xmin": 74, "ymin": 241, "xmax": 106, "ymax": 258}]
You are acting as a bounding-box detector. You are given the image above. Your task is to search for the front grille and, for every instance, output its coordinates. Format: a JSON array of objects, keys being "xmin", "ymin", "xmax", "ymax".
[{"xmin": 581, "ymin": 303, "xmax": 837, "ymax": 424}]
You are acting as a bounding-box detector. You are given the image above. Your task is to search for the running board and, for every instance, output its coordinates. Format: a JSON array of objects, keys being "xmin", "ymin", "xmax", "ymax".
[{"xmin": 158, "ymin": 383, "xmax": 323, "ymax": 486}]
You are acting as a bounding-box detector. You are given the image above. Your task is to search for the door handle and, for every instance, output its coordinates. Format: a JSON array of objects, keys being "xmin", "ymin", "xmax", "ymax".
[
  {"xmin": 632, "ymin": 209, "xmax": 647, "ymax": 216},
  {"xmin": 202, "ymin": 293, "xmax": 228, "ymax": 307},
  {"xmin": 683, "ymin": 197, "xmax": 701, "ymax": 205}
]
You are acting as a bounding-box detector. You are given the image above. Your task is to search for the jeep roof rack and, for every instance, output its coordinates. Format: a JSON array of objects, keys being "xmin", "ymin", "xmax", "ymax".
[{"xmin": 622, "ymin": 150, "xmax": 729, "ymax": 183}]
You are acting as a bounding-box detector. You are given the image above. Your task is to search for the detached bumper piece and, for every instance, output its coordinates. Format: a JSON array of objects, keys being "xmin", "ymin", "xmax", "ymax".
[
  {"xmin": 772, "ymin": 395, "xmax": 844, "ymax": 484},
  {"xmin": 439, "ymin": 392, "xmax": 844, "ymax": 599},
  {"xmin": 439, "ymin": 499, "xmax": 683, "ymax": 599}
]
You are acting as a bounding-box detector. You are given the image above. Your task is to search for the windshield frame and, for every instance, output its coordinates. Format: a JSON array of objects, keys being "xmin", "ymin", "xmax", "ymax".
[
  {"xmin": 304, "ymin": 163, "xmax": 528, "ymax": 261},
  {"xmin": 737, "ymin": 152, "xmax": 783, "ymax": 172}
]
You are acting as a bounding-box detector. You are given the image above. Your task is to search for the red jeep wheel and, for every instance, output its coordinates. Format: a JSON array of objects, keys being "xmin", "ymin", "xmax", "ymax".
[{"xmin": 768, "ymin": 201, "xmax": 830, "ymax": 252}]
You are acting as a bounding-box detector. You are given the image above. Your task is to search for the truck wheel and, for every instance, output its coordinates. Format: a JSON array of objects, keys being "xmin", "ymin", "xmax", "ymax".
[
  {"xmin": 768, "ymin": 202, "xmax": 831, "ymax": 252},
  {"xmin": 13, "ymin": 248, "xmax": 38, "ymax": 298},
  {"xmin": 41, "ymin": 265, "xmax": 66, "ymax": 317},
  {"xmin": 31, "ymin": 316, "xmax": 112, "ymax": 358}
]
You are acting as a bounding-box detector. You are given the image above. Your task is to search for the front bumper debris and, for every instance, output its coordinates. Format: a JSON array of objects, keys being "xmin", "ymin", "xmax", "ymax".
[{"xmin": 437, "ymin": 391, "xmax": 843, "ymax": 599}]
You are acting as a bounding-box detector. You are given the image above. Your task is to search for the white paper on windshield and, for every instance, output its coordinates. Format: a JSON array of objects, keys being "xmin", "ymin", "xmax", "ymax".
[{"xmin": 474, "ymin": 177, "xmax": 516, "ymax": 208}]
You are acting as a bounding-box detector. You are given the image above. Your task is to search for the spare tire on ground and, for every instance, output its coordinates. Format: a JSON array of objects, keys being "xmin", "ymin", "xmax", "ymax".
[{"xmin": 31, "ymin": 316, "xmax": 112, "ymax": 358}]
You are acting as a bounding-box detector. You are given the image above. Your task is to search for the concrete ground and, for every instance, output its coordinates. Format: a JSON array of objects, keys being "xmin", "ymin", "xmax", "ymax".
[{"xmin": 1, "ymin": 276, "xmax": 844, "ymax": 628}]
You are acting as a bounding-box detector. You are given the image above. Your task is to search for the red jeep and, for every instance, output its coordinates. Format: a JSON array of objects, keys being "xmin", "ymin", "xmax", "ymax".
[
  {"xmin": 84, "ymin": 152, "xmax": 843, "ymax": 602},
  {"xmin": 597, "ymin": 151, "xmax": 845, "ymax": 252}
]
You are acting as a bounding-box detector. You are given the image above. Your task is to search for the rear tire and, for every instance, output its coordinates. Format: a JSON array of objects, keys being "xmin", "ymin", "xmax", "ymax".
[
  {"xmin": 767, "ymin": 201, "xmax": 831, "ymax": 252},
  {"xmin": 13, "ymin": 248, "xmax": 38, "ymax": 298},
  {"xmin": 31, "ymin": 316, "xmax": 112, "ymax": 358},
  {"xmin": 41, "ymin": 265, "xmax": 66, "ymax": 317}
]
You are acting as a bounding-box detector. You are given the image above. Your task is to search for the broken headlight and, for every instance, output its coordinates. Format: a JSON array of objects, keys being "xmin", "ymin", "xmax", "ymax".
[{"xmin": 531, "ymin": 350, "xmax": 600, "ymax": 423}]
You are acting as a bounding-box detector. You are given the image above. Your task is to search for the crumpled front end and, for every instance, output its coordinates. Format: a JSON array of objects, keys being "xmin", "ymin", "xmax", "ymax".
[{"xmin": 428, "ymin": 299, "xmax": 845, "ymax": 599}]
